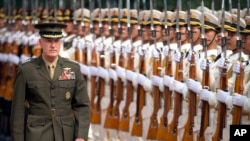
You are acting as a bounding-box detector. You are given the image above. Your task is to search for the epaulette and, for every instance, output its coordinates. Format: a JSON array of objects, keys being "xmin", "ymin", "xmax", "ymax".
[
  {"xmin": 63, "ymin": 57, "xmax": 78, "ymax": 64},
  {"xmin": 21, "ymin": 58, "xmax": 33, "ymax": 65}
]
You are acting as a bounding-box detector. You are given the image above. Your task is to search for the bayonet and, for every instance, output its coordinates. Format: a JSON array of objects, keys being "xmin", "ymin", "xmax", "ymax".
[
  {"xmin": 187, "ymin": 0, "xmax": 193, "ymax": 49},
  {"xmin": 89, "ymin": 0, "xmax": 95, "ymax": 40},
  {"xmin": 127, "ymin": 0, "xmax": 132, "ymax": 45},
  {"xmin": 46, "ymin": 0, "xmax": 49, "ymax": 23},
  {"xmin": 211, "ymin": 0, "xmax": 215, "ymax": 14},
  {"xmin": 12, "ymin": 0, "xmax": 16, "ymax": 24},
  {"xmin": 142, "ymin": 0, "xmax": 146, "ymax": 10},
  {"xmin": 32, "ymin": 0, "xmax": 38, "ymax": 24},
  {"xmin": 163, "ymin": 0, "xmax": 169, "ymax": 45},
  {"xmin": 53, "ymin": 0, "xmax": 57, "ymax": 23},
  {"xmin": 118, "ymin": 0, "xmax": 122, "ymax": 36},
  {"xmin": 201, "ymin": 0, "xmax": 207, "ymax": 60},
  {"xmin": 221, "ymin": 0, "xmax": 227, "ymax": 59},
  {"xmin": 107, "ymin": 0, "xmax": 113, "ymax": 44},
  {"xmin": 22, "ymin": 0, "xmax": 27, "ymax": 26},
  {"xmin": 248, "ymin": 0, "xmax": 250, "ymax": 16},
  {"xmin": 228, "ymin": 0, "xmax": 232, "ymax": 14},
  {"xmin": 136, "ymin": 0, "xmax": 142, "ymax": 37},
  {"xmin": 98, "ymin": 0, "xmax": 104, "ymax": 45},
  {"xmin": 236, "ymin": 0, "xmax": 242, "ymax": 60},
  {"xmin": 176, "ymin": 0, "xmax": 181, "ymax": 52},
  {"xmin": 150, "ymin": 0, "xmax": 156, "ymax": 39},
  {"xmin": 73, "ymin": 0, "xmax": 77, "ymax": 26},
  {"xmin": 81, "ymin": 0, "xmax": 85, "ymax": 29}
]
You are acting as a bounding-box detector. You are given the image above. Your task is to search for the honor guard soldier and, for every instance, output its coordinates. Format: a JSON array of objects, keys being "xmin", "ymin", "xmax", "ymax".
[
  {"xmin": 72, "ymin": 8, "xmax": 92, "ymax": 80},
  {"xmin": 232, "ymin": 15, "xmax": 250, "ymax": 125},
  {"xmin": 20, "ymin": 9, "xmax": 39, "ymax": 63},
  {"xmin": 118, "ymin": 8, "xmax": 142, "ymax": 141},
  {"xmin": 91, "ymin": 8, "xmax": 104, "ymax": 46},
  {"xmin": 185, "ymin": 9, "xmax": 202, "ymax": 81},
  {"xmin": 214, "ymin": 13, "xmax": 248, "ymax": 141},
  {"xmin": 146, "ymin": 8, "xmax": 165, "ymax": 140},
  {"xmin": 186, "ymin": 11, "xmax": 220, "ymax": 141},
  {"xmin": 11, "ymin": 22, "xmax": 90, "ymax": 141},
  {"xmin": 216, "ymin": 14, "xmax": 248, "ymax": 91},
  {"xmin": 60, "ymin": 8, "xmax": 77, "ymax": 60}
]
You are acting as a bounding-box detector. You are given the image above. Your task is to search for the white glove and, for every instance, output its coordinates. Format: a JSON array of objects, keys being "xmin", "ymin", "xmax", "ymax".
[
  {"xmin": 186, "ymin": 78, "xmax": 202, "ymax": 93},
  {"xmin": 79, "ymin": 64, "xmax": 90, "ymax": 77},
  {"xmin": 163, "ymin": 75, "xmax": 174, "ymax": 88},
  {"xmin": 200, "ymin": 59, "xmax": 208, "ymax": 70},
  {"xmin": 98, "ymin": 66, "xmax": 109, "ymax": 82},
  {"xmin": 174, "ymin": 51, "xmax": 181, "ymax": 62},
  {"xmin": 152, "ymin": 75, "xmax": 161, "ymax": 86},
  {"xmin": 232, "ymin": 93, "xmax": 247, "ymax": 107},
  {"xmin": 200, "ymin": 89, "xmax": 212, "ymax": 102},
  {"xmin": 173, "ymin": 80, "xmax": 187, "ymax": 94},
  {"xmin": 216, "ymin": 57, "xmax": 229, "ymax": 69},
  {"xmin": 232, "ymin": 61, "xmax": 242, "ymax": 74},
  {"xmin": 217, "ymin": 89, "xmax": 230, "ymax": 104}
]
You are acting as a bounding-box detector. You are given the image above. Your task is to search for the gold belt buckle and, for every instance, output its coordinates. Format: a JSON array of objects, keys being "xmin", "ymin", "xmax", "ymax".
[{"xmin": 51, "ymin": 108, "xmax": 56, "ymax": 117}]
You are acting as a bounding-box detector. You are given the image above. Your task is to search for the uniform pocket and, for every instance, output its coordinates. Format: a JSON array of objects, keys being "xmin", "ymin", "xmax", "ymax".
[
  {"xmin": 58, "ymin": 81, "xmax": 75, "ymax": 102},
  {"xmin": 27, "ymin": 81, "xmax": 49, "ymax": 101},
  {"xmin": 26, "ymin": 115, "xmax": 51, "ymax": 141}
]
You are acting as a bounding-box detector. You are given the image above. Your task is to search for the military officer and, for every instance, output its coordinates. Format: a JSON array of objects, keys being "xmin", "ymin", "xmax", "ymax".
[{"xmin": 10, "ymin": 22, "xmax": 90, "ymax": 141}]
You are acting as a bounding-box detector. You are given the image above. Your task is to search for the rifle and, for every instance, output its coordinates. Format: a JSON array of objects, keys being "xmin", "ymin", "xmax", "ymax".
[
  {"xmin": 119, "ymin": 47, "xmax": 135, "ymax": 132},
  {"xmin": 232, "ymin": 51, "xmax": 244, "ymax": 124},
  {"xmin": 166, "ymin": 0, "xmax": 184, "ymax": 140},
  {"xmin": 156, "ymin": 0, "xmax": 172, "ymax": 140},
  {"xmin": 90, "ymin": 51, "xmax": 105, "ymax": 124},
  {"xmin": 232, "ymin": 0, "xmax": 244, "ymax": 125},
  {"xmin": 131, "ymin": 52, "xmax": 146, "ymax": 137},
  {"xmin": 90, "ymin": 47, "xmax": 98, "ymax": 109},
  {"xmin": 81, "ymin": 0, "xmax": 88, "ymax": 66},
  {"xmin": 156, "ymin": 47, "xmax": 172, "ymax": 140},
  {"xmin": 104, "ymin": 2, "xmax": 121, "ymax": 128},
  {"xmin": 147, "ymin": 1, "xmax": 161, "ymax": 139},
  {"xmin": 212, "ymin": 0, "xmax": 228, "ymax": 140},
  {"xmin": 197, "ymin": 1, "xmax": 210, "ymax": 140},
  {"xmin": 183, "ymin": 1, "xmax": 197, "ymax": 141},
  {"xmin": 119, "ymin": 0, "xmax": 137, "ymax": 132},
  {"xmin": 104, "ymin": 47, "xmax": 120, "ymax": 129},
  {"xmin": 147, "ymin": 55, "xmax": 161, "ymax": 140}
]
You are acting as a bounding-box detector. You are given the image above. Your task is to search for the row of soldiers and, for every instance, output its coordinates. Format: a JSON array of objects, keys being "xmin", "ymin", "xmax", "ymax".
[{"xmin": 1, "ymin": 2, "xmax": 250, "ymax": 141}]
